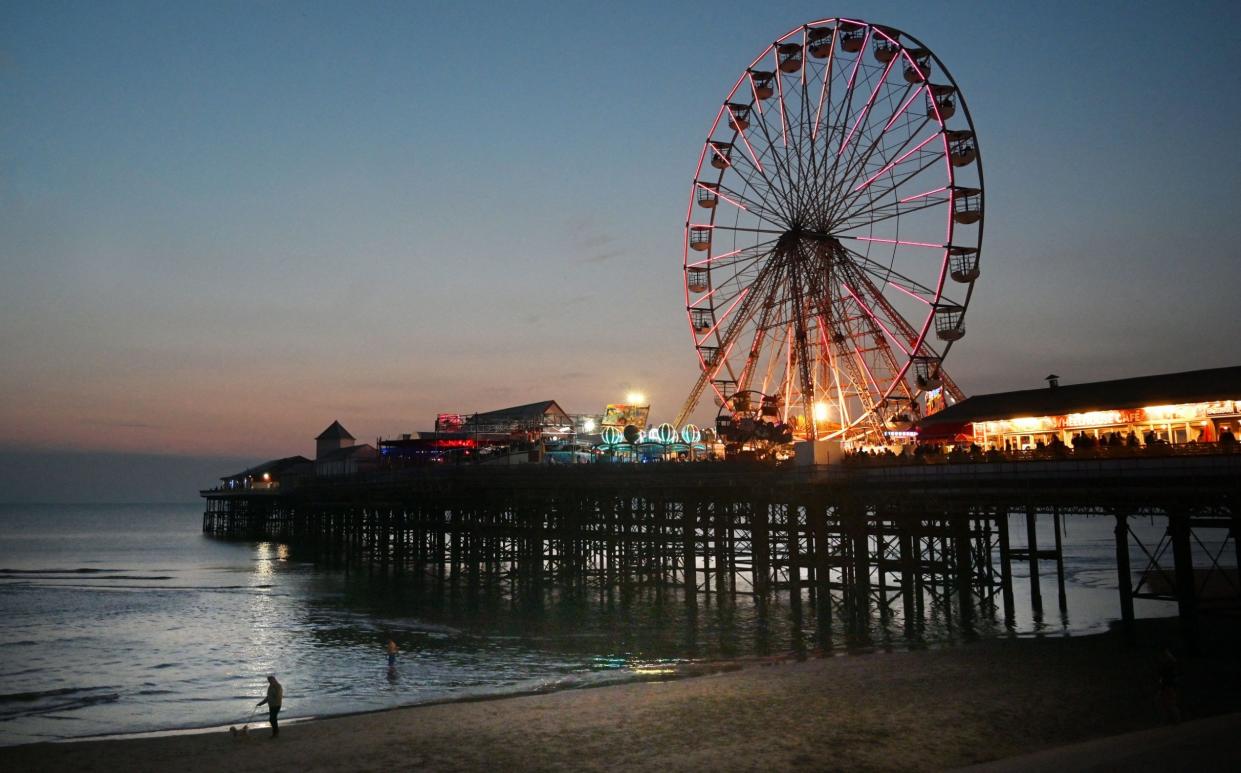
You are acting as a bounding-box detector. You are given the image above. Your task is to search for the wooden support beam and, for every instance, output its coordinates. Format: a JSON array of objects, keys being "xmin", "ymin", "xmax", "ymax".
[
  {"xmin": 997, "ymin": 509, "xmax": 1015, "ymax": 625},
  {"xmin": 683, "ymin": 497, "xmax": 697, "ymax": 600},
  {"xmin": 1053, "ymin": 507, "xmax": 1067, "ymax": 610},
  {"xmin": 1025, "ymin": 506, "xmax": 1042, "ymax": 615},
  {"xmin": 751, "ymin": 495, "xmax": 770, "ymax": 596},
  {"xmin": 1114, "ymin": 513, "xmax": 1135, "ymax": 642},
  {"xmin": 1169, "ymin": 512, "xmax": 1198, "ymax": 652}
]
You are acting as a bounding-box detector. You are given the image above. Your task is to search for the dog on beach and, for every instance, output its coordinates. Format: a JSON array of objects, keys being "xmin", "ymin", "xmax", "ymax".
[{"xmin": 229, "ymin": 725, "xmax": 250, "ymax": 739}]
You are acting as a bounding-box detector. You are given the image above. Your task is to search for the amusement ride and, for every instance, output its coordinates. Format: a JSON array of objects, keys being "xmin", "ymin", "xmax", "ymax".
[{"xmin": 675, "ymin": 18, "xmax": 984, "ymax": 454}]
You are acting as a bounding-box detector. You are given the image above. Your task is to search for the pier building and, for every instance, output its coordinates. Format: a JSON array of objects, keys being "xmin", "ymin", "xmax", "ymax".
[
  {"xmin": 313, "ymin": 420, "xmax": 378, "ymax": 477},
  {"xmin": 218, "ymin": 455, "xmax": 311, "ymax": 491},
  {"xmin": 916, "ymin": 366, "xmax": 1241, "ymax": 450}
]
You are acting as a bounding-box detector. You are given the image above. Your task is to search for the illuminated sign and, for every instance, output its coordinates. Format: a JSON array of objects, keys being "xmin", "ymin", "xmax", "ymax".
[
  {"xmin": 602, "ymin": 404, "xmax": 650, "ymax": 429},
  {"xmin": 435, "ymin": 413, "xmax": 465, "ymax": 432}
]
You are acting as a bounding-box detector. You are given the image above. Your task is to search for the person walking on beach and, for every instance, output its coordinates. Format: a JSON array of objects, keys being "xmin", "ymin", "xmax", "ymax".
[
  {"xmin": 387, "ymin": 638, "xmax": 399, "ymax": 669},
  {"xmin": 256, "ymin": 675, "xmax": 283, "ymax": 738}
]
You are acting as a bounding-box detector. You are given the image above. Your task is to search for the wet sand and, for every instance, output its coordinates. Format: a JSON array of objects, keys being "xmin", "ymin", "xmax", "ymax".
[{"xmin": 5, "ymin": 618, "xmax": 1239, "ymax": 772}]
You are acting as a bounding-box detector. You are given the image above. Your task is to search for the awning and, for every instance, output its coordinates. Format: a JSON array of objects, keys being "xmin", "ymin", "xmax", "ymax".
[{"xmin": 916, "ymin": 421, "xmax": 971, "ymax": 441}]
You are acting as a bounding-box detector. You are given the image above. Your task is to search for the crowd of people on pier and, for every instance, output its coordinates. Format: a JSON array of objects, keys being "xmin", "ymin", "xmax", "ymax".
[{"xmin": 843, "ymin": 427, "xmax": 1237, "ymax": 466}]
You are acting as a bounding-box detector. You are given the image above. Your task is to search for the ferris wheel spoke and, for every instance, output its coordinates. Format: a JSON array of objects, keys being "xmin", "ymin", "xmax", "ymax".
[
  {"xmin": 835, "ymin": 234, "xmax": 943, "ymax": 249},
  {"xmin": 702, "ymin": 181, "xmax": 787, "ymax": 227},
  {"xmin": 719, "ymin": 148, "xmax": 794, "ymax": 224},
  {"xmin": 829, "ymin": 147, "xmax": 945, "ymax": 228},
  {"xmin": 838, "ymin": 281, "xmax": 911, "ymax": 357},
  {"xmin": 695, "ymin": 287, "xmax": 753, "ymax": 345},
  {"xmin": 773, "ymin": 54, "xmax": 791, "ymax": 150},
  {"xmin": 827, "ymin": 115, "xmax": 937, "ymax": 225},
  {"xmin": 739, "ymin": 136, "xmax": 797, "ymax": 219},
  {"xmin": 849, "ymin": 129, "xmax": 940, "ymax": 195},
  {"xmin": 793, "ymin": 40, "xmax": 815, "ymax": 206},
  {"xmin": 837, "ymin": 56, "xmax": 899, "ymax": 158},
  {"xmin": 817, "ymin": 34, "xmax": 870, "ymax": 219},
  {"xmin": 687, "ymin": 237, "xmax": 780, "ymax": 269},
  {"xmin": 838, "ymin": 255, "xmax": 942, "ymax": 358},
  {"xmin": 832, "ymin": 190, "xmax": 949, "ymax": 234},
  {"xmin": 709, "ymin": 224, "xmax": 787, "ymax": 236},
  {"xmin": 828, "ymin": 84, "xmax": 924, "ymax": 215},
  {"xmin": 840, "ymin": 248, "xmax": 939, "ymax": 305},
  {"xmin": 745, "ymin": 80, "xmax": 801, "ymax": 211},
  {"xmin": 720, "ymin": 109, "xmax": 799, "ymax": 218},
  {"xmin": 810, "ymin": 29, "xmax": 838, "ymax": 142}
]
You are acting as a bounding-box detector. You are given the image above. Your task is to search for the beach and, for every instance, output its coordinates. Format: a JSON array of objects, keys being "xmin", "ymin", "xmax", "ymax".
[{"xmin": 5, "ymin": 618, "xmax": 1238, "ymax": 773}]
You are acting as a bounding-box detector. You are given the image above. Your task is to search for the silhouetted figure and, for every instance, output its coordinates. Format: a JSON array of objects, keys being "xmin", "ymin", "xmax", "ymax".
[
  {"xmin": 1126, "ymin": 431, "xmax": 1140, "ymax": 448},
  {"xmin": 256, "ymin": 675, "xmax": 283, "ymax": 738},
  {"xmin": 1220, "ymin": 428, "xmax": 1237, "ymax": 448}
]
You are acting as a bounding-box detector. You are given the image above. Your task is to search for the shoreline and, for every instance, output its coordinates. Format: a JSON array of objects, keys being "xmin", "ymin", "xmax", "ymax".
[
  {"xmin": 5, "ymin": 616, "xmax": 1239, "ymax": 772},
  {"xmin": 27, "ymin": 622, "xmax": 1126, "ymax": 749},
  {"xmin": 46, "ymin": 656, "xmax": 758, "ymax": 747},
  {"xmin": 32, "ymin": 632, "xmax": 1083, "ymax": 749}
]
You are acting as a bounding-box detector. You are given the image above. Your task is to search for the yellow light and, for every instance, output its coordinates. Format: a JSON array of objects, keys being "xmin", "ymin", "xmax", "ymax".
[
  {"xmin": 812, "ymin": 402, "xmax": 830, "ymax": 423},
  {"xmin": 1012, "ymin": 416, "xmax": 1046, "ymax": 432},
  {"xmin": 627, "ymin": 392, "xmax": 646, "ymax": 406},
  {"xmin": 262, "ymin": 472, "xmax": 271, "ymax": 481}
]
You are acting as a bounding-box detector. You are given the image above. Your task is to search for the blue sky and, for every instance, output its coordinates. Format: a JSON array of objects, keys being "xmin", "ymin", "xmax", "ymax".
[{"xmin": 2, "ymin": 0, "xmax": 1240, "ymax": 473}]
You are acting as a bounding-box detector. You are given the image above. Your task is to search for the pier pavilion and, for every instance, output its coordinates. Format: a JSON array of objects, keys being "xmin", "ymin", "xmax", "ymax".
[{"xmin": 916, "ymin": 365, "xmax": 1241, "ymax": 450}]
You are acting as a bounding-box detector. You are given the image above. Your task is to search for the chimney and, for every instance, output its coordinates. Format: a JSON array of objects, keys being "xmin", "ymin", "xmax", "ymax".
[{"xmin": 1045, "ymin": 374, "xmax": 1060, "ymax": 390}]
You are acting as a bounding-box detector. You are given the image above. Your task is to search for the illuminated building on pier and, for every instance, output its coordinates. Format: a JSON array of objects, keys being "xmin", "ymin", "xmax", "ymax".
[{"xmin": 916, "ymin": 366, "xmax": 1241, "ymax": 450}]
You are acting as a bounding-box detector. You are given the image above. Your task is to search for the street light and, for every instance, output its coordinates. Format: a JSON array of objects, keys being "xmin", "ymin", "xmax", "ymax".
[{"xmin": 627, "ymin": 391, "xmax": 646, "ymax": 405}]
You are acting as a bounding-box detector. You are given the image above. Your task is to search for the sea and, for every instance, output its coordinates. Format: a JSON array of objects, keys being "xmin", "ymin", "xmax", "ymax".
[{"xmin": 0, "ymin": 502, "xmax": 1209, "ymax": 746}]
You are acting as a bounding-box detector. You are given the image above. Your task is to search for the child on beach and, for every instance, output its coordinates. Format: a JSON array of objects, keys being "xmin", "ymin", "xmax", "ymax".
[{"xmin": 387, "ymin": 638, "xmax": 398, "ymax": 669}]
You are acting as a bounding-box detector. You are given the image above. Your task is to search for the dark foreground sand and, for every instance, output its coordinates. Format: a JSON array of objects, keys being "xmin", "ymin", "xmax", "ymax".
[{"xmin": 5, "ymin": 618, "xmax": 1239, "ymax": 772}]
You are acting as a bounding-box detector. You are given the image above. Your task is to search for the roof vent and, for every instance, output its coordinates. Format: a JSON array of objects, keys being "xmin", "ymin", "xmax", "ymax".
[{"xmin": 1045, "ymin": 374, "xmax": 1060, "ymax": 389}]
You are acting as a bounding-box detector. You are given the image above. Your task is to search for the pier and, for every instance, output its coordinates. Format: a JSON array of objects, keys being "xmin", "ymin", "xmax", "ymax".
[{"xmin": 203, "ymin": 454, "xmax": 1241, "ymax": 641}]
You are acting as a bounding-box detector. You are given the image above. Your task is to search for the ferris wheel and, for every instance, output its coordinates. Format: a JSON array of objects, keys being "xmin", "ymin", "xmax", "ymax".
[{"xmin": 676, "ymin": 18, "xmax": 982, "ymax": 445}]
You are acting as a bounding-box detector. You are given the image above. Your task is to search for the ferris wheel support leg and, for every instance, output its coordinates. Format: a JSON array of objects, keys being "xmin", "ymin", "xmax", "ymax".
[{"xmin": 674, "ymin": 369, "xmax": 714, "ymax": 429}]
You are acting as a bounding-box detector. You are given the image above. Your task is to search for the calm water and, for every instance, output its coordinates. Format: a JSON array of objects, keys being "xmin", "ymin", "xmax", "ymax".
[{"xmin": 0, "ymin": 502, "xmax": 1196, "ymax": 746}]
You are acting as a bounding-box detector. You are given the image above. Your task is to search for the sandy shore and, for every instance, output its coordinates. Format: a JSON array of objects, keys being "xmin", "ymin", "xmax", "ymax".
[{"xmin": 5, "ymin": 618, "xmax": 1239, "ymax": 772}]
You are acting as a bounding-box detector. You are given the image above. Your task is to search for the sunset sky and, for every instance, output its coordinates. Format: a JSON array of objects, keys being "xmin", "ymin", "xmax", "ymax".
[{"xmin": 2, "ymin": 0, "xmax": 1240, "ymax": 495}]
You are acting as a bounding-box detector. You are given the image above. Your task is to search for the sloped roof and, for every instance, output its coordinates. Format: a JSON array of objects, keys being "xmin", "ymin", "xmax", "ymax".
[
  {"xmin": 316, "ymin": 420, "xmax": 355, "ymax": 441},
  {"xmin": 918, "ymin": 365, "xmax": 1241, "ymax": 430},
  {"xmin": 468, "ymin": 400, "xmax": 569, "ymax": 423},
  {"xmin": 222, "ymin": 455, "xmax": 312, "ymax": 481}
]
